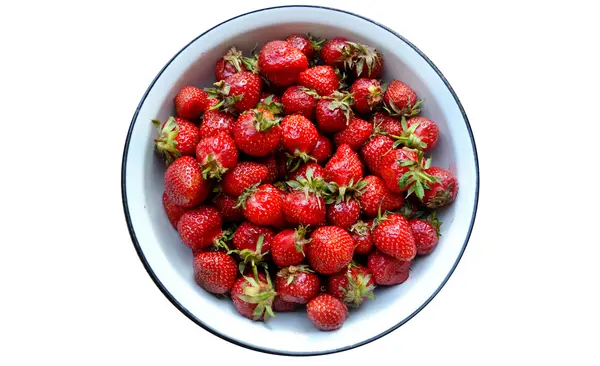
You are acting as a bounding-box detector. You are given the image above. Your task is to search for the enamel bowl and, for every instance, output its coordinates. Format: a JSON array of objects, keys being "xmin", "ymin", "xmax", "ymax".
[{"xmin": 121, "ymin": 5, "xmax": 479, "ymax": 356}]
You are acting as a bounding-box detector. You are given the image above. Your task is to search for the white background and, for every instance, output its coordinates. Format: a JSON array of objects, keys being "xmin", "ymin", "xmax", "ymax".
[{"xmin": 1, "ymin": 0, "xmax": 599, "ymax": 364}]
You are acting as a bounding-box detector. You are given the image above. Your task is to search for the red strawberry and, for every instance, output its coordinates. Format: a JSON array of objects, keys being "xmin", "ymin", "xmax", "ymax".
[
  {"xmin": 315, "ymin": 91, "xmax": 354, "ymax": 133},
  {"xmin": 271, "ymin": 225, "xmax": 310, "ymax": 268},
  {"xmin": 421, "ymin": 167, "xmax": 459, "ymax": 208},
  {"xmin": 162, "ymin": 191, "xmax": 188, "ymax": 229},
  {"xmin": 193, "ymin": 251, "xmax": 238, "ymax": 294},
  {"xmin": 333, "ymin": 117, "xmax": 373, "ymax": 150},
  {"xmin": 221, "ymin": 161, "xmax": 269, "ymax": 197},
  {"xmin": 195, "ymin": 132, "xmax": 238, "ymax": 180},
  {"xmin": 372, "ymin": 213, "xmax": 416, "ymax": 261},
  {"xmin": 380, "ymin": 148, "xmax": 420, "ymax": 194},
  {"xmin": 350, "ymin": 78, "xmax": 383, "ymax": 113},
  {"xmin": 215, "ymin": 47, "xmax": 247, "ymax": 81},
  {"xmin": 283, "ymin": 168, "xmax": 326, "ymax": 226},
  {"xmin": 231, "ymin": 273, "xmax": 276, "ymax": 321},
  {"xmin": 258, "ymin": 40, "xmax": 309, "ymax": 86},
  {"xmin": 281, "ymin": 86, "xmax": 318, "ymax": 119},
  {"xmin": 199, "ymin": 109, "xmax": 236, "ymax": 139},
  {"xmin": 254, "ymin": 154, "xmax": 279, "ymax": 183},
  {"xmin": 410, "ymin": 212, "xmax": 442, "ymax": 255},
  {"xmin": 164, "ymin": 156, "xmax": 211, "ymax": 207},
  {"xmin": 286, "ymin": 34, "xmax": 324, "ymax": 59},
  {"xmin": 287, "ymin": 162, "xmax": 324, "ymax": 182},
  {"xmin": 298, "ymin": 65, "xmax": 338, "ymax": 96},
  {"xmin": 367, "ymin": 251, "xmax": 411, "ymax": 285},
  {"xmin": 174, "ymin": 86, "xmax": 209, "ymax": 120},
  {"xmin": 311, "ymin": 135, "xmax": 333, "ymax": 164},
  {"xmin": 236, "ymin": 184, "xmax": 284, "ymax": 227},
  {"xmin": 256, "ymin": 93, "xmax": 284, "ymax": 115},
  {"xmin": 327, "ymin": 264, "xmax": 375, "ymax": 307},
  {"xmin": 206, "ymin": 72, "xmax": 262, "ymax": 112},
  {"xmin": 272, "ymin": 296, "xmax": 298, "ymax": 312},
  {"xmin": 153, "ymin": 117, "xmax": 200, "ymax": 165},
  {"xmin": 275, "ymin": 265, "xmax": 321, "ymax": 304},
  {"xmin": 360, "ymin": 134, "xmax": 395, "ymax": 175},
  {"xmin": 212, "ymin": 193, "xmax": 244, "ymax": 222},
  {"xmin": 281, "ymin": 114, "xmax": 318, "ymax": 160},
  {"xmin": 392, "ymin": 116, "xmax": 440, "ymax": 152},
  {"xmin": 384, "ymin": 80, "xmax": 422, "ymax": 117},
  {"xmin": 326, "ymin": 198, "xmax": 360, "ymax": 229},
  {"xmin": 177, "ymin": 206, "xmax": 223, "ymax": 250},
  {"xmin": 356, "ymin": 175, "xmax": 404, "ymax": 217},
  {"xmin": 306, "ymin": 294, "xmax": 348, "ymax": 331},
  {"xmin": 346, "ymin": 42, "xmax": 384, "ymax": 79},
  {"xmin": 350, "ymin": 220, "xmax": 374, "ymax": 255},
  {"xmin": 233, "ymin": 108, "xmax": 282, "ymax": 156},
  {"xmin": 232, "ymin": 221, "xmax": 274, "ymax": 253},
  {"xmin": 321, "ymin": 38, "xmax": 351, "ymax": 68},
  {"xmin": 371, "ymin": 112, "xmax": 402, "ymax": 136},
  {"xmin": 308, "ymin": 226, "xmax": 354, "ymax": 274},
  {"xmin": 324, "ymin": 144, "xmax": 365, "ymax": 193}
]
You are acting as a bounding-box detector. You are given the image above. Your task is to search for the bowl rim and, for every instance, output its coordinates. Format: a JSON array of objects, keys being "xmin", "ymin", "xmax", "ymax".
[{"xmin": 121, "ymin": 4, "xmax": 480, "ymax": 357}]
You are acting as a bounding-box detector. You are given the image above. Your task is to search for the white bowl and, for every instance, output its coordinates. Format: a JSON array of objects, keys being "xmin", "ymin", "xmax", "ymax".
[{"xmin": 121, "ymin": 5, "xmax": 479, "ymax": 356}]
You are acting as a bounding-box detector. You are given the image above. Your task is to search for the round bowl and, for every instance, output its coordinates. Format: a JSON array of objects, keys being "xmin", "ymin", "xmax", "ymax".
[{"xmin": 121, "ymin": 5, "xmax": 479, "ymax": 356}]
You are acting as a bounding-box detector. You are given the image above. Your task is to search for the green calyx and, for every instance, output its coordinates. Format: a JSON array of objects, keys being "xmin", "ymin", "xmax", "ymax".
[
  {"xmin": 345, "ymin": 41, "xmax": 382, "ymax": 78},
  {"xmin": 391, "ymin": 116, "xmax": 427, "ymax": 150},
  {"xmin": 307, "ymin": 33, "xmax": 326, "ymax": 51},
  {"xmin": 256, "ymin": 94, "xmax": 284, "ymax": 115},
  {"xmin": 293, "ymin": 225, "xmax": 311, "ymax": 255},
  {"xmin": 397, "ymin": 151, "xmax": 438, "ymax": 200},
  {"xmin": 200, "ymin": 153, "xmax": 228, "ymax": 181},
  {"xmin": 277, "ymin": 264, "xmax": 314, "ymax": 286},
  {"xmin": 204, "ymin": 81, "xmax": 242, "ymax": 114},
  {"xmin": 350, "ymin": 220, "xmax": 370, "ymax": 237},
  {"xmin": 212, "ymin": 226, "xmax": 236, "ymax": 252},
  {"xmin": 335, "ymin": 68, "xmax": 349, "ymax": 91},
  {"xmin": 241, "ymin": 53, "xmax": 260, "ymax": 75},
  {"xmin": 285, "ymin": 151, "xmax": 317, "ymax": 173},
  {"xmin": 397, "ymin": 200, "xmax": 425, "ymax": 220},
  {"xmin": 384, "ymin": 98, "xmax": 423, "ymax": 118},
  {"xmin": 234, "ymin": 183, "xmax": 260, "ymax": 210},
  {"xmin": 367, "ymin": 84, "xmax": 383, "ymax": 105},
  {"xmin": 252, "ymin": 110, "xmax": 282, "ymax": 132},
  {"xmin": 286, "ymin": 167, "xmax": 326, "ymax": 207},
  {"xmin": 326, "ymin": 91, "xmax": 355, "ymax": 126},
  {"xmin": 230, "ymin": 234, "xmax": 269, "ymax": 281},
  {"xmin": 340, "ymin": 270, "xmax": 376, "ymax": 307},
  {"xmin": 153, "ymin": 117, "xmax": 181, "ymax": 166},
  {"xmin": 223, "ymin": 46, "xmax": 245, "ymax": 73},
  {"xmin": 325, "ymin": 178, "xmax": 368, "ymax": 204},
  {"xmin": 300, "ymin": 87, "xmax": 322, "ymax": 99},
  {"xmin": 427, "ymin": 211, "xmax": 443, "ymax": 237},
  {"xmin": 237, "ymin": 274, "xmax": 276, "ymax": 321}
]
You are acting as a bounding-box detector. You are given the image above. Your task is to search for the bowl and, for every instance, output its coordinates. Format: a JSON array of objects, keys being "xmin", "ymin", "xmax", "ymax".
[{"xmin": 121, "ymin": 5, "xmax": 479, "ymax": 356}]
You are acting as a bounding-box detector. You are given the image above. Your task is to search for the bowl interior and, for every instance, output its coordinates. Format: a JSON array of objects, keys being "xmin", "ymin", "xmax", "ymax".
[{"xmin": 123, "ymin": 6, "xmax": 478, "ymax": 355}]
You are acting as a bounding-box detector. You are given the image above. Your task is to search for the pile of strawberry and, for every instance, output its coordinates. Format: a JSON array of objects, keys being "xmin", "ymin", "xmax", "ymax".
[{"xmin": 155, "ymin": 35, "xmax": 458, "ymax": 331}]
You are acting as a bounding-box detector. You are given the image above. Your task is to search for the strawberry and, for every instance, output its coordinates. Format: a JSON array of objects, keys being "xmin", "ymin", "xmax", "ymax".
[
  {"xmin": 258, "ymin": 40, "xmax": 309, "ymax": 86},
  {"xmin": 324, "ymin": 144, "xmax": 365, "ymax": 196},
  {"xmin": 360, "ymin": 134, "xmax": 395, "ymax": 175},
  {"xmin": 256, "ymin": 93, "xmax": 284, "ymax": 115},
  {"xmin": 272, "ymin": 296, "xmax": 298, "ymax": 312},
  {"xmin": 206, "ymin": 72, "xmax": 262, "ymax": 112},
  {"xmin": 284, "ymin": 168, "xmax": 326, "ymax": 226},
  {"xmin": 193, "ymin": 251, "xmax": 238, "ymax": 294},
  {"xmin": 371, "ymin": 112, "xmax": 402, "ymax": 136},
  {"xmin": 271, "ymin": 225, "xmax": 310, "ymax": 268},
  {"xmin": 281, "ymin": 114, "xmax": 318, "ymax": 161},
  {"xmin": 367, "ymin": 251, "xmax": 411, "ymax": 285},
  {"xmin": 199, "ymin": 109, "xmax": 236, "ymax": 139},
  {"xmin": 236, "ymin": 184, "xmax": 284, "ymax": 227},
  {"xmin": 410, "ymin": 212, "xmax": 442, "ymax": 255},
  {"xmin": 308, "ymin": 226, "xmax": 354, "ymax": 274},
  {"xmin": 380, "ymin": 148, "xmax": 438, "ymax": 199},
  {"xmin": 195, "ymin": 132, "xmax": 239, "ymax": 180},
  {"xmin": 212, "ymin": 193, "xmax": 244, "ymax": 222},
  {"xmin": 306, "ymin": 294, "xmax": 348, "ymax": 331},
  {"xmin": 421, "ymin": 167, "xmax": 459, "ymax": 209},
  {"xmin": 383, "ymin": 80, "xmax": 422, "ymax": 117},
  {"xmin": 391, "ymin": 116, "xmax": 440, "ymax": 152},
  {"xmin": 152, "ymin": 117, "xmax": 200, "ymax": 165},
  {"xmin": 286, "ymin": 34, "xmax": 325, "ymax": 59},
  {"xmin": 346, "ymin": 42, "xmax": 384, "ymax": 79},
  {"xmin": 177, "ymin": 206, "xmax": 223, "ymax": 250},
  {"xmin": 232, "ymin": 221, "xmax": 274, "ymax": 253},
  {"xmin": 174, "ymin": 86, "xmax": 209, "ymax": 120},
  {"xmin": 327, "ymin": 264, "xmax": 375, "ymax": 307},
  {"xmin": 164, "ymin": 156, "xmax": 211, "ymax": 207},
  {"xmin": 333, "ymin": 117, "xmax": 373, "ymax": 150},
  {"xmin": 221, "ymin": 161, "xmax": 269, "ymax": 197},
  {"xmin": 356, "ymin": 175, "xmax": 404, "ymax": 217},
  {"xmin": 215, "ymin": 47, "xmax": 247, "ymax": 81},
  {"xmin": 298, "ymin": 65, "xmax": 338, "ymax": 96},
  {"xmin": 233, "ymin": 109, "xmax": 282, "ymax": 157},
  {"xmin": 321, "ymin": 38, "xmax": 351, "ymax": 68},
  {"xmin": 231, "ymin": 273, "xmax": 276, "ymax": 321},
  {"xmin": 162, "ymin": 191, "xmax": 188, "ymax": 229},
  {"xmin": 254, "ymin": 154, "xmax": 279, "ymax": 183},
  {"xmin": 281, "ymin": 86, "xmax": 318, "ymax": 119},
  {"xmin": 287, "ymin": 162, "xmax": 324, "ymax": 182},
  {"xmin": 275, "ymin": 265, "xmax": 321, "ymax": 304},
  {"xmin": 315, "ymin": 91, "xmax": 354, "ymax": 133},
  {"xmin": 398, "ymin": 197, "xmax": 425, "ymax": 219},
  {"xmin": 311, "ymin": 135, "xmax": 333, "ymax": 165},
  {"xmin": 326, "ymin": 198, "xmax": 360, "ymax": 229},
  {"xmin": 372, "ymin": 213, "xmax": 416, "ymax": 261},
  {"xmin": 350, "ymin": 78, "xmax": 383, "ymax": 113},
  {"xmin": 350, "ymin": 220, "xmax": 374, "ymax": 255}
]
